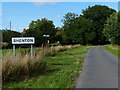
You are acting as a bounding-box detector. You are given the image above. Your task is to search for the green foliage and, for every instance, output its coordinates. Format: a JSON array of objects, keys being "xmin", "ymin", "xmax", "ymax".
[
  {"xmin": 73, "ymin": 17, "xmax": 94, "ymax": 44},
  {"xmin": 62, "ymin": 12, "xmax": 93, "ymax": 45},
  {"xmin": 24, "ymin": 18, "xmax": 56, "ymax": 46},
  {"xmin": 55, "ymin": 27, "xmax": 67, "ymax": 44},
  {"xmin": 82, "ymin": 5, "xmax": 116, "ymax": 44},
  {"xmin": 103, "ymin": 12, "xmax": 120, "ymax": 44},
  {"xmin": 2, "ymin": 29, "xmax": 21, "ymax": 48},
  {"xmin": 62, "ymin": 12, "xmax": 78, "ymax": 44},
  {"xmin": 62, "ymin": 5, "xmax": 116, "ymax": 45},
  {"xmin": 49, "ymin": 43, "xmax": 60, "ymax": 47}
]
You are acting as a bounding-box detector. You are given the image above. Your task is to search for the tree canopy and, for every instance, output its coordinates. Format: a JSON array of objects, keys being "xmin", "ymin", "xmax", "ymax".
[
  {"xmin": 103, "ymin": 12, "xmax": 120, "ymax": 44},
  {"xmin": 82, "ymin": 5, "xmax": 116, "ymax": 44},
  {"xmin": 62, "ymin": 12, "xmax": 78, "ymax": 44},
  {"xmin": 62, "ymin": 5, "xmax": 116, "ymax": 45},
  {"xmin": 24, "ymin": 18, "xmax": 56, "ymax": 46}
]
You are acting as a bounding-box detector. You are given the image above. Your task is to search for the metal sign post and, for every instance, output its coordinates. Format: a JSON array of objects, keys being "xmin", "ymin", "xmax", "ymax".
[
  {"xmin": 12, "ymin": 37, "xmax": 35, "ymax": 59},
  {"xmin": 13, "ymin": 45, "xmax": 16, "ymax": 57},
  {"xmin": 31, "ymin": 45, "xmax": 33, "ymax": 58},
  {"xmin": 43, "ymin": 35, "xmax": 50, "ymax": 47}
]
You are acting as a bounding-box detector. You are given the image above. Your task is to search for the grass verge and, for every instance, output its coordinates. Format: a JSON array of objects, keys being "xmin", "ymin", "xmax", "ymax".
[
  {"xmin": 4, "ymin": 46, "xmax": 89, "ymax": 88},
  {"xmin": 2, "ymin": 45, "xmax": 80, "ymax": 84},
  {"xmin": 103, "ymin": 45, "xmax": 120, "ymax": 58}
]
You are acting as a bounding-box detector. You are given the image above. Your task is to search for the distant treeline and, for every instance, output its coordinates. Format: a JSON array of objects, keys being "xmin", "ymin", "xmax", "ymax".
[{"xmin": 1, "ymin": 5, "xmax": 120, "ymax": 48}]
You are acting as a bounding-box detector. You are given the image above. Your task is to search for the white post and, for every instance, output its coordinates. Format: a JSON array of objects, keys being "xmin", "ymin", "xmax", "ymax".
[
  {"xmin": 13, "ymin": 45, "xmax": 16, "ymax": 58},
  {"xmin": 31, "ymin": 45, "xmax": 33, "ymax": 58}
]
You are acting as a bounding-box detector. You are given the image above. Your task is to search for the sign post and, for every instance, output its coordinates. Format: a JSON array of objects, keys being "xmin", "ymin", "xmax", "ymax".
[
  {"xmin": 31, "ymin": 45, "xmax": 33, "ymax": 58},
  {"xmin": 43, "ymin": 35, "xmax": 50, "ymax": 47},
  {"xmin": 13, "ymin": 45, "xmax": 16, "ymax": 57},
  {"xmin": 12, "ymin": 37, "xmax": 35, "ymax": 59}
]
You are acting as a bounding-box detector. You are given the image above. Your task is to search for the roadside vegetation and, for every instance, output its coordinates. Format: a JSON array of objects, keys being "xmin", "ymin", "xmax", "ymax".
[
  {"xmin": 3, "ymin": 45, "xmax": 89, "ymax": 88},
  {"xmin": 2, "ymin": 45, "xmax": 88, "ymax": 86},
  {"xmin": 103, "ymin": 45, "xmax": 120, "ymax": 58}
]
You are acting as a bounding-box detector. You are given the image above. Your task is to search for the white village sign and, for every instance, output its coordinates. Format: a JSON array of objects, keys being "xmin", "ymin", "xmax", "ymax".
[
  {"xmin": 12, "ymin": 37, "xmax": 35, "ymax": 58},
  {"xmin": 12, "ymin": 37, "xmax": 35, "ymax": 44}
]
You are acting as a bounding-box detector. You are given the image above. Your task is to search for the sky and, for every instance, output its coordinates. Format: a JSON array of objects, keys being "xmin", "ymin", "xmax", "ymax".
[{"xmin": 2, "ymin": 2, "xmax": 118, "ymax": 32}]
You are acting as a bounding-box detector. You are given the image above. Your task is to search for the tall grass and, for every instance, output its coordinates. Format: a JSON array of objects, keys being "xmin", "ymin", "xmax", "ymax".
[
  {"xmin": 2, "ymin": 50, "xmax": 47, "ymax": 83},
  {"xmin": 109, "ymin": 44, "xmax": 120, "ymax": 49},
  {"xmin": 2, "ymin": 45, "xmax": 80, "ymax": 84}
]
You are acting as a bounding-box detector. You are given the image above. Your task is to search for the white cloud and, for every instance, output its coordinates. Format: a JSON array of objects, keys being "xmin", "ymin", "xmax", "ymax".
[{"xmin": 32, "ymin": 2, "xmax": 56, "ymax": 7}]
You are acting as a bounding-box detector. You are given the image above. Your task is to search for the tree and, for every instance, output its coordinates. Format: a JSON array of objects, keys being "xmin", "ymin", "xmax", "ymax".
[
  {"xmin": 24, "ymin": 18, "xmax": 56, "ymax": 46},
  {"xmin": 55, "ymin": 27, "xmax": 67, "ymax": 44},
  {"xmin": 72, "ymin": 16, "xmax": 94, "ymax": 45},
  {"xmin": 62, "ymin": 12, "xmax": 78, "ymax": 44},
  {"xmin": 2, "ymin": 29, "xmax": 21, "ymax": 48},
  {"xmin": 103, "ymin": 12, "xmax": 120, "ymax": 44},
  {"xmin": 62, "ymin": 14, "xmax": 93, "ymax": 45},
  {"xmin": 82, "ymin": 5, "xmax": 116, "ymax": 44}
]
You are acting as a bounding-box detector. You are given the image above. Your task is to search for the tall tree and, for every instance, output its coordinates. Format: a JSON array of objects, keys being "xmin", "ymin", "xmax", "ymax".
[
  {"xmin": 72, "ymin": 16, "xmax": 94, "ymax": 45},
  {"xmin": 103, "ymin": 12, "xmax": 120, "ymax": 44},
  {"xmin": 55, "ymin": 27, "xmax": 67, "ymax": 44},
  {"xmin": 82, "ymin": 5, "xmax": 116, "ymax": 44},
  {"xmin": 62, "ymin": 12, "xmax": 78, "ymax": 44},
  {"xmin": 25, "ymin": 18, "xmax": 56, "ymax": 46}
]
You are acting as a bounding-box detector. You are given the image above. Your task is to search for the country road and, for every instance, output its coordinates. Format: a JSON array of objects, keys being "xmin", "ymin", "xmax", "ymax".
[{"xmin": 75, "ymin": 47, "xmax": 118, "ymax": 88}]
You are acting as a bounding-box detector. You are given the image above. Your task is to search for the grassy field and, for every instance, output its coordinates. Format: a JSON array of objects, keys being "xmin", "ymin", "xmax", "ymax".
[
  {"xmin": 103, "ymin": 45, "xmax": 120, "ymax": 58},
  {"xmin": 3, "ymin": 46, "xmax": 89, "ymax": 88},
  {"xmin": 0, "ymin": 48, "xmax": 35, "ymax": 56}
]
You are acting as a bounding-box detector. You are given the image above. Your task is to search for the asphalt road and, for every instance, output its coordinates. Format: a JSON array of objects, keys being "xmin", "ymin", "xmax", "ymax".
[{"xmin": 75, "ymin": 47, "xmax": 118, "ymax": 88}]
